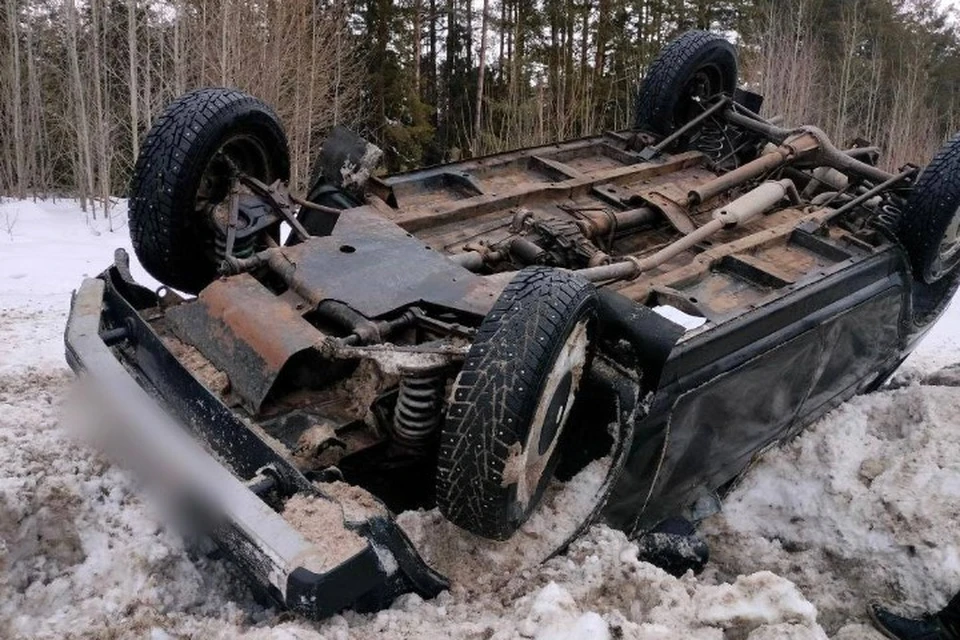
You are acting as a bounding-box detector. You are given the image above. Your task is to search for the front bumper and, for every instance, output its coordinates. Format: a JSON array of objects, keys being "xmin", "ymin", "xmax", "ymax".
[{"xmin": 64, "ymin": 259, "xmax": 448, "ymax": 618}]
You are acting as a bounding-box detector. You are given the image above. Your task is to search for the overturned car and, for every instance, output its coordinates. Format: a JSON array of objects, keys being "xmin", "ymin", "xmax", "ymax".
[{"xmin": 65, "ymin": 31, "xmax": 960, "ymax": 617}]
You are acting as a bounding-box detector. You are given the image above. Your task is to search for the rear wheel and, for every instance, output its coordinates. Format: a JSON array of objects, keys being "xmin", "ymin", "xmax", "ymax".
[
  {"xmin": 128, "ymin": 88, "xmax": 289, "ymax": 294},
  {"xmin": 634, "ymin": 30, "xmax": 738, "ymax": 135},
  {"xmin": 436, "ymin": 267, "xmax": 598, "ymax": 540},
  {"xmin": 899, "ymin": 134, "xmax": 960, "ymax": 284}
]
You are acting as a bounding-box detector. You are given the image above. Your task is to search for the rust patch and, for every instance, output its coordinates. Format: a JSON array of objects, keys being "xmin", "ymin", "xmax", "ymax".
[
  {"xmin": 166, "ymin": 273, "xmax": 325, "ymax": 413},
  {"xmin": 641, "ymin": 190, "xmax": 697, "ymax": 234},
  {"xmin": 196, "ymin": 274, "xmax": 319, "ymax": 367}
]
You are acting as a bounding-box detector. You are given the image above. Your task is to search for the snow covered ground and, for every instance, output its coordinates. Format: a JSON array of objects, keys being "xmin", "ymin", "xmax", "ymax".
[{"xmin": 1, "ymin": 198, "xmax": 958, "ymax": 639}]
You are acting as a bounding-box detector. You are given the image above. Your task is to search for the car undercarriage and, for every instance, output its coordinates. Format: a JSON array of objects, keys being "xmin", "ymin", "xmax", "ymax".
[{"xmin": 65, "ymin": 31, "xmax": 960, "ymax": 618}]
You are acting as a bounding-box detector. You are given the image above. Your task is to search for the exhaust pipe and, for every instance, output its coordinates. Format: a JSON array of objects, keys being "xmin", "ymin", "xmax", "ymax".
[{"xmin": 577, "ymin": 179, "xmax": 798, "ymax": 283}]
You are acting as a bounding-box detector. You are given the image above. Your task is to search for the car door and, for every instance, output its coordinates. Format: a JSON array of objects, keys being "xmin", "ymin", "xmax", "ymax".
[{"xmin": 604, "ymin": 248, "xmax": 908, "ymax": 532}]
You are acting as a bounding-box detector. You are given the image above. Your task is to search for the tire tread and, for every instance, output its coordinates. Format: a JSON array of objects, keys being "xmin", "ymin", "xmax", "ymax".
[
  {"xmin": 899, "ymin": 133, "xmax": 960, "ymax": 283},
  {"xmin": 634, "ymin": 30, "xmax": 737, "ymax": 134},
  {"xmin": 128, "ymin": 88, "xmax": 289, "ymax": 293},
  {"xmin": 436, "ymin": 267, "xmax": 597, "ymax": 540}
]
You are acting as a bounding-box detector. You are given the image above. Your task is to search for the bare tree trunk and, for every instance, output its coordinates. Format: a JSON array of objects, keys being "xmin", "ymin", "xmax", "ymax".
[
  {"xmin": 428, "ymin": 0, "xmax": 437, "ymax": 109},
  {"xmin": 220, "ymin": 0, "xmax": 228, "ymax": 85},
  {"xmin": 594, "ymin": 0, "xmax": 610, "ymax": 129},
  {"xmin": 538, "ymin": 82, "xmax": 545, "ymax": 143},
  {"xmin": 750, "ymin": 2, "xmax": 819, "ymax": 128},
  {"xmin": 506, "ymin": 0, "xmax": 514, "ymax": 87},
  {"xmin": 334, "ymin": 0, "xmax": 343, "ymax": 125},
  {"xmin": 578, "ymin": 0, "xmax": 589, "ymax": 133},
  {"xmin": 443, "ymin": 0, "xmax": 454, "ymax": 152},
  {"xmin": 465, "ymin": 0, "xmax": 472, "ymax": 74},
  {"xmin": 696, "ymin": 0, "xmax": 710, "ymax": 29},
  {"xmin": 472, "ymin": 0, "xmax": 489, "ymax": 155},
  {"xmin": 864, "ymin": 40, "xmax": 884, "ymax": 145},
  {"xmin": 305, "ymin": 0, "xmax": 319, "ymax": 182},
  {"xmin": 885, "ymin": 46, "xmax": 938, "ymax": 169},
  {"xmin": 65, "ymin": 0, "xmax": 93, "ymax": 212},
  {"xmin": 413, "ymin": 0, "xmax": 421, "ymax": 96},
  {"xmin": 5, "ymin": 0, "xmax": 25, "ymax": 198},
  {"xmin": 498, "ymin": 0, "xmax": 506, "ymax": 81},
  {"xmin": 834, "ymin": 0, "xmax": 861, "ymax": 144},
  {"xmin": 25, "ymin": 23, "xmax": 45, "ymax": 193},
  {"xmin": 173, "ymin": 1, "xmax": 185, "ymax": 95},
  {"xmin": 144, "ymin": 11, "xmax": 153, "ymax": 131},
  {"xmin": 201, "ymin": 1, "xmax": 208, "ymax": 81},
  {"xmin": 562, "ymin": 1, "xmax": 574, "ymax": 137},
  {"xmin": 91, "ymin": 0, "xmax": 111, "ymax": 222},
  {"xmin": 128, "ymin": 0, "xmax": 140, "ymax": 165}
]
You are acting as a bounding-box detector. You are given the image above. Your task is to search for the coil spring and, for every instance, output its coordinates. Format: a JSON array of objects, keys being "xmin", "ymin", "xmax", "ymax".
[
  {"xmin": 871, "ymin": 203, "xmax": 903, "ymax": 235},
  {"xmin": 214, "ymin": 231, "xmax": 257, "ymax": 261},
  {"xmin": 393, "ymin": 369, "xmax": 444, "ymax": 447},
  {"xmin": 692, "ymin": 121, "xmax": 726, "ymax": 161}
]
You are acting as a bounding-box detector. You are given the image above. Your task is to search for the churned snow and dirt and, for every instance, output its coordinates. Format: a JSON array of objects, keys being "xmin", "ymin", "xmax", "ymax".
[{"xmin": 1, "ymin": 198, "xmax": 958, "ymax": 639}]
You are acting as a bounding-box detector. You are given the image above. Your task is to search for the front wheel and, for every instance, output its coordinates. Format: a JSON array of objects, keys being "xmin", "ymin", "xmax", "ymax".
[
  {"xmin": 128, "ymin": 88, "xmax": 290, "ymax": 294},
  {"xmin": 436, "ymin": 267, "xmax": 598, "ymax": 540},
  {"xmin": 634, "ymin": 30, "xmax": 739, "ymax": 135},
  {"xmin": 899, "ymin": 134, "xmax": 960, "ymax": 284}
]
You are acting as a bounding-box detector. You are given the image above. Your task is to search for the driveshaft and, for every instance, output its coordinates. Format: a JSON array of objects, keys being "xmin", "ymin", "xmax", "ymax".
[{"xmin": 576, "ymin": 179, "xmax": 798, "ymax": 283}]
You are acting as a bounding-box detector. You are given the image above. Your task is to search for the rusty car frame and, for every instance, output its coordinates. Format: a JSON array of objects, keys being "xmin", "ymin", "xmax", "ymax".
[{"xmin": 65, "ymin": 31, "xmax": 960, "ymax": 617}]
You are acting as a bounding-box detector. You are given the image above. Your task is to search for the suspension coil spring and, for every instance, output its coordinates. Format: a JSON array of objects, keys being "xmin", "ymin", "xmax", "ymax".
[
  {"xmin": 214, "ymin": 231, "xmax": 257, "ymax": 262},
  {"xmin": 692, "ymin": 121, "xmax": 726, "ymax": 160},
  {"xmin": 393, "ymin": 368, "xmax": 445, "ymax": 447},
  {"xmin": 871, "ymin": 202, "xmax": 903, "ymax": 235}
]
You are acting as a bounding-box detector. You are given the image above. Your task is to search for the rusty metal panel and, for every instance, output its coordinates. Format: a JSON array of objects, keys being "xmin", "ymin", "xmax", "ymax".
[
  {"xmin": 640, "ymin": 191, "xmax": 697, "ymax": 235},
  {"xmin": 166, "ymin": 274, "xmax": 324, "ymax": 413}
]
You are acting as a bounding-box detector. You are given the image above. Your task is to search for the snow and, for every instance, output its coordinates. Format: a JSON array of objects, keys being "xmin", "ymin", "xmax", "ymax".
[
  {"xmin": 700, "ymin": 382, "xmax": 960, "ymax": 634},
  {"xmin": 396, "ymin": 456, "xmax": 613, "ymax": 591},
  {"xmin": 0, "ymin": 198, "xmax": 160, "ymax": 374},
  {"xmin": 1, "ymin": 198, "xmax": 958, "ymax": 639},
  {"xmin": 519, "ymin": 582, "xmax": 612, "ymax": 640},
  {"xmin": 653, "ymin": 304, "xmax": 708, "ymax": 330},
  {"xmin": 902, "ymin": 302, "xmax": 960, "ymax": 376}
]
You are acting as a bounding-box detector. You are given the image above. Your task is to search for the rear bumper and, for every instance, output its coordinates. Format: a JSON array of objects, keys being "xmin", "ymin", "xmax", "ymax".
[{"xmin": 64, "ymin": 266, "xmax": 447, "ymax": 618}]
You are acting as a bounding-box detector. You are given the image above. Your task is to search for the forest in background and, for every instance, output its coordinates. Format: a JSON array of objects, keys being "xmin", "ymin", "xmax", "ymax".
[{"xmin": 0, "ymin": 0, "xmax": 958, "ymax": 217}]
